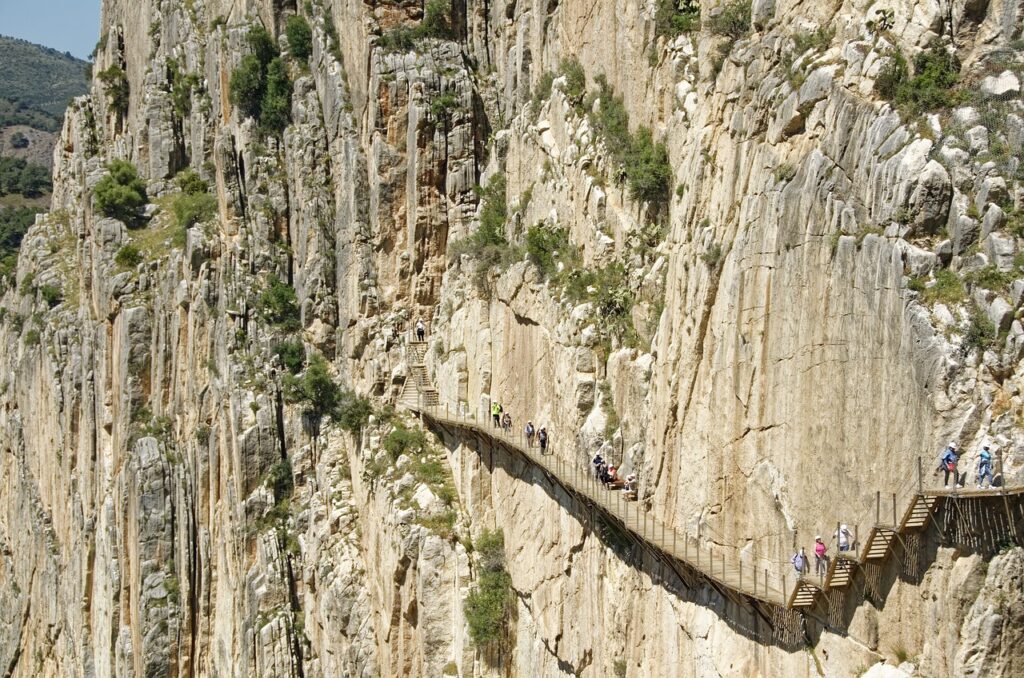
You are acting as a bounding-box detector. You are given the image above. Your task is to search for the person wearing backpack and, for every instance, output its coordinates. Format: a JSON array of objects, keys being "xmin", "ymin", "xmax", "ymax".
[
  {"xmin": 977, "ymin": 445, "xmax": 994, "ymax": 488},
  {"xmin": 525, "ymin": 421, "xmax": 536, "ymax": 447},
  {"xmin": 538, "ymin": 427, "xmax": 548, "ymax": 454}
]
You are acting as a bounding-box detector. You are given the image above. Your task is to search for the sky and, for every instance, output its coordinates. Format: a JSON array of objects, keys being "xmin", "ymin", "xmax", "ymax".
[{"xmin": 0, "ymin": 0, "xmax": 101, "ymax": 60}]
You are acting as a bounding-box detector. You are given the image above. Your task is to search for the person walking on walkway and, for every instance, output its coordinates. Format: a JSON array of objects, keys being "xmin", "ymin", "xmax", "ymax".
[
  {"xmin": 939, "ymin": 444, "xmax": 962, "ymax": 488},
  {"xmin": 538, "ymin": 427, "xmax": 548, "ymax": 454},
  {"xmin": 814, "ymin": 537, "xmax": 828, "ymax": 578},
  {"xmin": 977, "ymin": 444, "xmax": 994, "ymax": 488},
  {"xmin": 791, "ymin": 548, "xmax": 808, "ymax": 578},
  {"xmin": 592, "ymin": 453, "xmax": 605, "ymax": 478},
  {"xmin": 501, "ymin": 411, "xmax": 512, "ymax": 434},
  {"xmin": 835, "ymin": 524, "xmax": 852, "ymax": 553},
  {"xmin": 416, "ymin": 319, "xmax": 426, "ymax": 342},
  {"xmin": 525, "ymin": 421, "xmax": 535, "ymax": 447},
  {"xmin": 491, "ymin": 401, "xmax": 501, "ymax": 428}
]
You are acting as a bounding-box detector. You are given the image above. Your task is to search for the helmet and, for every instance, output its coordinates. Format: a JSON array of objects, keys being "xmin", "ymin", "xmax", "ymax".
[
  {"xmin": 949, "ymin": 441, "xmax": 958, "ymax": 449},
  {"xmin": 815, "ymin": 535, "xmax": 822, "ymax": 541}
]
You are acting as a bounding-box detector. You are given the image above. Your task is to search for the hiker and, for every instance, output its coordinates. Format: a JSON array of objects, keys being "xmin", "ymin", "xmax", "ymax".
[
  {"xmin": 814, "ymin": 536, "xmax": 828, "ymax": 577},
  {"xmin": 491, "ymin": 401, "xmax": 501, "ymax": 427},
  {"xmin": 538, "ymin": 427, "xmax": 548, "ymax": 453},
  {"xmin": 939, "ymin": 444, "xmax": 962, "ymax": 488},
  {"xmin": 977, "ymin": 445, "xmax": 994, "ymax": 488},
  {"xmin": 592, "ymin": 453, "xmax": 605, "ymax": 478},
  {"xmin": 525, "ymin": 421, "xmax": 536, "ymax": 447},
  {"xmin": 791, "ymin": 548, "xmax": 808, "ymax": 577},
  {"xmin": 623, "ymin": 472, "xmax": 638, "ymax": 501},
  {"xmin": 501, "ymin": 411, "xmax": 512, "ymax": 434},
  {"xmin": 416, "ymin": 319, "xmax": 426, "ymax": 341},
  {"xmin": 607, "ymin": 466, "xmax": 625, "ymax": 489},
  {"xmin": 835, "ymin": 524, "xmax": 853, "ymax": 552}
]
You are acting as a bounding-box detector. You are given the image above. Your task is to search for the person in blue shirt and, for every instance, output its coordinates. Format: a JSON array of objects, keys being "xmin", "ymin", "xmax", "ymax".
[
  {"xmin": 937, "ymin": 443, "xmax": 961, "ymax": 488},
  {"xmin": 977, "ymin": 445, "xmax": 994, "ymax": 488}
]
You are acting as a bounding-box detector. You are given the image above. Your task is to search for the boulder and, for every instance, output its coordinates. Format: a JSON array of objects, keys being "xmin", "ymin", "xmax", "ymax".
[{"xmin": 980, "ymin": 71, "xmax": 1020, "ymax": 98}]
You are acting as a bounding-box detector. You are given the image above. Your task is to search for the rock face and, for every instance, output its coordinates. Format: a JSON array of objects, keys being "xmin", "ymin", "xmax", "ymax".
[{"xmin": 1, "ymin": 0, "xmax": 1024, "ymax": 676}]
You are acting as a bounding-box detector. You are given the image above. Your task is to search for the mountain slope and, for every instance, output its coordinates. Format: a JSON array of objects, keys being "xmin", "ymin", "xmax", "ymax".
[{"xmin": 0, "ymin": 35, "xmax": 89, "ymax": 123}]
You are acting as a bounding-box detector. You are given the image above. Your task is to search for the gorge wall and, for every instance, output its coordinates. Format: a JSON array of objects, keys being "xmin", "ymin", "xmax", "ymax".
[{"xmin": 1, "ymin": 0, "xmax": 1023, "ymax": 676}]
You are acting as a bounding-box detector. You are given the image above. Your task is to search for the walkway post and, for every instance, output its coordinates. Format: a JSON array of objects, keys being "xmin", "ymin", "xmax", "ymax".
[
  {"xmin": 875, "ymin": 491, "xmax": 880, "ymax": 525},
  {"xmin": 917, "ymin": 457, "xmax": 923, "ymax": 494},
  {"xmin": 764, "ymin": 568, "xmax": 768, "ymax": 598},
  {"xmin": 892, "ymin": 493, "xmax": 896, "ymax": 527}
]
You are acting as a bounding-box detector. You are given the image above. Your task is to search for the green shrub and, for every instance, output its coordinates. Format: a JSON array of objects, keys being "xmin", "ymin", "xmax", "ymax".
[
  {"xmin": 707, "ymin": 0, "xmax": 751, "ymax": 39},
  {"xmin": 625, "ymin": 128, "xmax": 672, "ymax": 205},
  {"xmin": 265, "ymin": 458, "xmax": 294, "ymax": 502},
  {"xmin": 525, "ymin": 222, "xmax": 572, "ymax": 278},
  {"xmin": 335, "ymin": 391, "xmax": 373, "ymax": 433},
  {"xmin": 230, "ymin": 54, "xmax": 265, "ymax": 119},
  {"xmin": 94, "ymin": 160, "xmax": 148, "ymax": 227},
  {"xmin": 530, "ymin": 71, "xmax": 555, "ymax": 114},
  {"xmin": 383, "ymin": 422, "xmax": 429, "ymax": 460},
  {"xmin": 380, "ymin": 0, "xmax": 454, "ymax": 52},
  {"xmin": 285, "ymin": 15, "xmax": 313, "ymax": 64},
  {"xmin": 965, "ymin": 265, "xmax": 1014, "ymax": 293},
  {"xmin": 171, "ymin": 191, "xmax": 217, "ymax": 229},
  {"xmin": 98, "ymin": 64, "xmax": 129, "ymax": 115},
  {"xmin": 273, "ymin": 339, "xmax": 305, "ymax": 374},
  {"xmin": 39, "ymin": 284, "xmax": 62, "ymax": 308},
  {"xmin": 9, "ymin": 132, "xmax": 28, "ymax": 149},
  {"xmin": 560, "ymin": 57, "xmax": 587, "ymax": 108},
  {"xmin": 260, "ymin": 57, "xmax": 292, "ymax": 134},
  {"xmin": 429, "ymin": 92, "xmax": 459, "ymax": 120},
  {"xmin": 257, "ymin": 274, "xmax": 301, "ymax": 329},
  {"xmin": 24, "ymin": 328, "xmax": 40, "ymax": 346},
  {"xmin": 229, "ymin": 25, "xmax": 291, "ymax": 133},
  {"xmin": 792, "ymin": 27, "xmax": 835, "ymax": 56},
  {"xmin": 175, "ymin": 169, "xmax": 209, "ymax": 196},
  {"xmin": 247, "ymin": 25, "xmax": 278, "ymax": 66},
  {"xmin": 449, "ymin": 174, "xmax": 521, "ymax": 273},
  {"xmin": 963, "ymin": 305, "xmax": 996, "ymax": 353},
  {"xmin": 465, "ymin": 529, "xmax": 513, "ymax": 646},
  {"xmin": 590, "ymin": 75, "xmax": 632, "ymax": 163},
  {"xmin": 654, "ymin": 0, "xmax": 701, "ymax": 39},
  {"xmin": 700, "ymin": 242, "xmax": 723, "ymax": 269},
  {"xmin": 875, "ymin": 44, "xmax": 962, "ymax": 113},
  {"xmin": 774, "ymin": 163, "xmax": 797, "ymax": 183},
  {"xmin": 167, "ymin": 58, "xmax": 200, "ymax": 117},
  {"xmin": 589, "ymin": 75, "xmax": 672, "ymax": 209},
  {"xmin": 912, "ymin": 269, "xmax": 965, "ymax": 306},
  {"xmin": 283, "ymin": 354, "xmax": 339, "ymax": 418}
]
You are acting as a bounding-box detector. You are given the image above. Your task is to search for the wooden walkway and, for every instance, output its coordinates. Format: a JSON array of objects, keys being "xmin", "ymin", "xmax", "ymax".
[{"xmin": 399, "ymin": 339, "xmax": 1024, "ymax": 612}]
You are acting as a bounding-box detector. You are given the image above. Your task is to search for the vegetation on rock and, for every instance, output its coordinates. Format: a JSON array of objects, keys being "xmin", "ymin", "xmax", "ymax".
[
  {"xmin": 94, "ymin": 160, "xmax": 148, "ymax": 227},
  {"xmin": 465, "ymin": 529, "xmax": 514, "ymax": 646},
  {"xmin": 229, "ymin": 25, "xmax": 292, "ymax": 134},
  {"xmin": 285, "ymin": 15, "xmax": 313, "ymax": 65},
  {"xmin": 257, "ymin": 274, "xmax": 301, "ymax": 330}
]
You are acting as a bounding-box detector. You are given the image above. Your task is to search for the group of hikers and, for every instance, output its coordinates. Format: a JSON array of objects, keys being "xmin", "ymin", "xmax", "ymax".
[
  {"xmin": 592, "ymin": 452, "xmax": 638, "ymax": 500},
  {"xmin": 791, "ymin": 525, "xmax": 854, "ymax": 578},
  {"xmin": 490, "ymin": 401, "xmax": 549, "ymax": 453},
  {"xmin": 487, "ymin": 401, "xmax": 639, "ymax": 500},
  {"xmin": 792, "ymin": 440, "xmax": 999, "ymax": 578},
  {"xmin": 936, "ymin": 441, "xmax": 996, "ymax": 489}
]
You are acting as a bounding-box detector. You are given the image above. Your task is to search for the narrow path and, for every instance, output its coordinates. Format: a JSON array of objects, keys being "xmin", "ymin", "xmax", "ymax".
[{"xmin": 399, "ymin": 339, "xmax": 1024, "ymax": 614}]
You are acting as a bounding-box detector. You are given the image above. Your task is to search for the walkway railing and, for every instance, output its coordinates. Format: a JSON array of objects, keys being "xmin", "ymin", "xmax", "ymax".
[{"xmin": 399, "ymin": 337, "xmax": 1024, "ymax": 612}]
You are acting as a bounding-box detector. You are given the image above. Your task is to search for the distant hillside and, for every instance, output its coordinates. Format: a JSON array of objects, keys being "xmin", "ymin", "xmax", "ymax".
[{"xmin": 0, "ymin": 35, "xmax": 90, "ymax": 132}]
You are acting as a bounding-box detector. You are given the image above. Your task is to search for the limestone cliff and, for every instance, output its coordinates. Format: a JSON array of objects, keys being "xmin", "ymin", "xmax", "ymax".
[{"xmin": 1, "ymin": 0, "xmax": 1023, "ymax": 676}]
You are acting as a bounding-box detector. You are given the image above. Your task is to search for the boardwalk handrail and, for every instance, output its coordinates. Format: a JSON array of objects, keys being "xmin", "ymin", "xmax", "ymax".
[{"xmin": 399, "ymin": 337, "xmax": 1024, "ymax": 612}]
